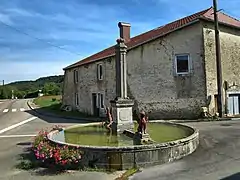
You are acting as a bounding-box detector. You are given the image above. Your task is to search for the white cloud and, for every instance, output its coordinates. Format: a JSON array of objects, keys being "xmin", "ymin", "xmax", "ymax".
[
  {"xmin": 5, "ymin": 8, "xmax": 34, "ymax": 17},
  {"xmin": 0, "ymin": 13, "xmax": 13, "ymax": 24}
]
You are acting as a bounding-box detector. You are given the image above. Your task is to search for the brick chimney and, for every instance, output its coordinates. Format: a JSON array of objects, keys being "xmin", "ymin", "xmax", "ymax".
[{"xmin": 118, "ymin": 22, "xmax": 131, "ymax": 43}]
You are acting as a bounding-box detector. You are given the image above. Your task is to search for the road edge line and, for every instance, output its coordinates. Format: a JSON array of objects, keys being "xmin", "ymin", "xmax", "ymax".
[{"xmin": 0, "ymin": 116, "xmax": 38, "ymax": 134}]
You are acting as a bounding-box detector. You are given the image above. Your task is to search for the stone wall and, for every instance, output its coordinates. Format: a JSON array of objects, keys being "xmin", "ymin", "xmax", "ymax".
[
  {"xmin": 203, "ymin": 21, "xmax": 240, "ymax": 114},
  {"xmin": 63, "ymin": 22, "xmax": 207, "ymax": 119},
  {"xmin": 127, "ymin": 22, "xmax": 207, "ymax": 119},
  {"xmin": 63, "ymin": 57, "xmax": 116, "ymax": 115}
]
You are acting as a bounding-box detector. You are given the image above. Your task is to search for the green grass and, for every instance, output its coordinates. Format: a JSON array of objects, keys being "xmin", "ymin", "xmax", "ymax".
[
  {"xmin": 33, "ymin": 95, "xmax": 61, "ymax": 108},
  {"xmin": 15, "ymin": 150, "xmax": 41, "ymax": 170},
  {"xmin": 33, "ymin": 96, "xmax": 97, "ymax": 119}
]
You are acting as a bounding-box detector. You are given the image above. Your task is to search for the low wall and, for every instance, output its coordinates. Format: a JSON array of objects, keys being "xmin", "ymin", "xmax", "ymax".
[{"xmin": 48, "ymin": 122, "xmax": 199, "ymax": 170}]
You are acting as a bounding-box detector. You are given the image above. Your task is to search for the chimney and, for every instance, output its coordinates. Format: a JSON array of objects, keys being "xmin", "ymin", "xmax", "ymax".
[{"xmin": 118, "ymin": 22, "xmax": 131, "ymax": 43}]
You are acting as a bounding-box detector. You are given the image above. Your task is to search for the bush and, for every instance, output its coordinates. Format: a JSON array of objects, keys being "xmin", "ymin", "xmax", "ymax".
[
  {"xmin": 32, "ymin": 126, "xmax": 83, "ymax": 170},
  {"xmin": 52, "ymin": 98, "xmax": 56, "ymax": 102}
]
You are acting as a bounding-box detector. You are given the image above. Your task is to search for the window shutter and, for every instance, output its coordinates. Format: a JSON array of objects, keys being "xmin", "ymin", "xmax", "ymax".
[
  {"xmin": 189, "ymin": 57, "xmax": 193, "ymax": 75},
  {"xmin": 77, "ymin": 70, "xmax": 79, "ymax": 82},
  {"xmin": 97, "ymin": 65, "xmax": 99, "ymax": 80},
  {"xmin": 73, "ymin": 70, "xmax": 75, "ymax": 83},
  {"xmin": 172, "ymin": 56, "xmax": 177, "ymax": 77},
  {"xmin": 97, "ymin": 93, "xmax": 100, "ymax": 108}
]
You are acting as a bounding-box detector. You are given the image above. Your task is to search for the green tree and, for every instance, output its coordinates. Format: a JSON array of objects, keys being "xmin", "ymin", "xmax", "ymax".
[
  {"xmin": 43, "ymin": 82, "xmax": 61, "ymax": 95},
  {"xmin": 0, "ymin": 86, "xmax": 12, "ymax": 99},
  {"xmin": 15, "ymin": 90, "xmax": 25, "ymax": 99}
]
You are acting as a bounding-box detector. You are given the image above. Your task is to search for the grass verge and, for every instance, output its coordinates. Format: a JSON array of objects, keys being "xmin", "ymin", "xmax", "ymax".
[{"xmin": 33, "ymin": 95, "xmax": 98, "ymax": 119}]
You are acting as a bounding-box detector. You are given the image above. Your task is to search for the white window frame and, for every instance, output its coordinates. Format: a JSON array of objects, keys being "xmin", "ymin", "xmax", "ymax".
[
  {"xmin": 74, "ymin": 69, "xmax": 79, "ymax": 83},
  {"xmin": 75, "ymin": 93, "xmax": 79, "ymax": 106},
  {"xmin": 97, "ymin": 64, "xmax": 103, "ymax": 80},
  {"xmin": 174, "ymin": 54, "xmax": 191, "ymax": 75},
  {"xmin": 96, "ymin": 93, "xmax": 104, "ymax": 109}
]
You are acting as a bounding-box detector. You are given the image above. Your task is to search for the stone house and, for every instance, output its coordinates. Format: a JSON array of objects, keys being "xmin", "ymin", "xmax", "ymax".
[{"xmin": 62, "ymin": 7, "xmax": 240, "ymax": 119}]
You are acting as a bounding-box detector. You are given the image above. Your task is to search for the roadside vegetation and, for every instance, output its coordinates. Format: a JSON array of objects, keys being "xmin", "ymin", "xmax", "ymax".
[
  {"xmin": 33, "ymin": 95, "xmax": 97, "ymax": 118},
  {"xmin": 0, "ymin": 75, "xmax": 63, "ymax": 99},
  {"xmin": 16, "ymin": 126, "xmax": 83, "ymax": 172},
  {"xmin": 16, "ymin": 126, "xmax": 139, "ymax": 179}
]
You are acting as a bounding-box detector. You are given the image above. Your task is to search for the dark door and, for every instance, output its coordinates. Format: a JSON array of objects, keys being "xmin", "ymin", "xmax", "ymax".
[{"xmin": 92, "ymin": 93, "xmax": 99, "ymax": 116}]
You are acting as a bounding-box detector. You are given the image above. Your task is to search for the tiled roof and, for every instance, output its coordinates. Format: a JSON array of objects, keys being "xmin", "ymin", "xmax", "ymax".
[{"xmin": 64, "ymin": 7, "xmax": 240, "ymax": 70}]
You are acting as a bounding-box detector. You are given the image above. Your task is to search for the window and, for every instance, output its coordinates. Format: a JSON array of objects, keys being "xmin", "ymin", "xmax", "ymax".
[
  {"xmin": 97, "ymin": 64, "xmax": 103, "ymax": 80},
  {"xmin": 75, "ymin": 93, "xmax": 79, "ymax": 106},
  {"xmin": 175, "ymin": 54, "xmax": 190, "ymax": 74},
  {"xmin": 74, "ymin": 70, "xmax": 79, "ymax": 83}
]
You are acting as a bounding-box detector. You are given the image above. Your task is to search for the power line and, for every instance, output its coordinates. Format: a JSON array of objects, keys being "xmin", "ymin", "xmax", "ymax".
[{"xmin": 0, "ymin": 19, "xmax": 82, "ymax": 56}]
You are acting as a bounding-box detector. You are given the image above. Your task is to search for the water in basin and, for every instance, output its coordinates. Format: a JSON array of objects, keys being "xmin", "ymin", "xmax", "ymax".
[{"xmin": 51, "ymin": 122, "xmax": 192, "ymax": 147}]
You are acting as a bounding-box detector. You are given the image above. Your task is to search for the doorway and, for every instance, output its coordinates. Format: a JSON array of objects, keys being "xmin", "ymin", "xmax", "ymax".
[
  {"xmin": 228, "ymin": 94, "xmax": 240, "ymax": 115},
  {"xmin": 92, "ymin": 93, "xmax": 99, "ymax": 116}
]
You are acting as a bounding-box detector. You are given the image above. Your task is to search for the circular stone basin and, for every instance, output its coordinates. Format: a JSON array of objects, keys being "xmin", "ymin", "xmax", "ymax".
[
  {"xmin": 48, "ymin": 121, "xmax": 199, "ymax": 170},
  {"xmin": 52, "ymin": 122, "xmax": 192, "ymax": 147}
]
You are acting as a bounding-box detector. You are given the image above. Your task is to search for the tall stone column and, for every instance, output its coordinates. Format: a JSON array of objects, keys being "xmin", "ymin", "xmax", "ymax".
[
  {"xmin": 115, "ymin": 38, "xmax": 128, "ymax": 99},
  {"xmin": 110, "ymin": 27, "xmax": 134, "ymax": 134}
]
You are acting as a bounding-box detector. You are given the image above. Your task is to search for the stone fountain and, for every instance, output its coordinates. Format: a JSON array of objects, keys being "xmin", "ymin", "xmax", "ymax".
[{"xmin": 110, "ymin": 22, "xmax": 152, "ymax": 144}]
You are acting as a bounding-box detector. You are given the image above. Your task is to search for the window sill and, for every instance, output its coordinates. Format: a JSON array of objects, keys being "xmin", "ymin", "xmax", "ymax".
[{"xmin": 174, "ymin": 73, "xmax": 192, "ymax": 77}]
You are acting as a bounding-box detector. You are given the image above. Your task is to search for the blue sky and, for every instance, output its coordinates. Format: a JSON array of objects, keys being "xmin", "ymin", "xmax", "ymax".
[{"xmin": 0, "ymin": 0, "xmax": 239, "ymax": 83}]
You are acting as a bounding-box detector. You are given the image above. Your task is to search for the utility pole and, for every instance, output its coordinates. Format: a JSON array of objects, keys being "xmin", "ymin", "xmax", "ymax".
[{"xmin": 213, "ymin": 0, "xmax": 223, "ymax": 117}]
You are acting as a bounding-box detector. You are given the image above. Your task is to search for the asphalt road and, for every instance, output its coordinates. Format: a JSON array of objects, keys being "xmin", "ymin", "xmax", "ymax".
[
  {"xmin": 1, "ymin": 99, "xmax": 240, "ymax": 180},
  {"xmin": 131, "ymin": 121, "xmax": 240, "ymax": 180},
  {"xmin": 0, "ymin": 99, "xmax": 120, "ymax": 180}
]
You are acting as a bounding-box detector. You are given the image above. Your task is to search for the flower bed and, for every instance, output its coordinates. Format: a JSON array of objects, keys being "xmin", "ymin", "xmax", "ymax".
[{"xmin": 32, "ymin": 126, "xmax": 83, "ymax": 170}]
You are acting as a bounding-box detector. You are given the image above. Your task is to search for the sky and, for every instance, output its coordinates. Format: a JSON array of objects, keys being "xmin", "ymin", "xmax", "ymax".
[{"xmin": 0, "ymin": 0, "xmax": 239, "ymax": 84}]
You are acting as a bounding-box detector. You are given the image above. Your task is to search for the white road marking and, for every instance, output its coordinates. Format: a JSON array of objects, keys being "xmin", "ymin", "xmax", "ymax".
[
  {"xmin": 0, "ymin": 134, "xmax": 36, "ymax": 138},
  {"xmin": 12, "ymin": 109, "xmax": 17, "ymax": 112},
  {"xmin": 0, "ymin": 116, "xmax": 38, "ymax": 134},
  {"xmin": 20, "ymin": 108, "xmax": 25, "ymax": 112},
  {"xmin": 3, "ymin": 109, "xmax": 9, "ymax": 113}
]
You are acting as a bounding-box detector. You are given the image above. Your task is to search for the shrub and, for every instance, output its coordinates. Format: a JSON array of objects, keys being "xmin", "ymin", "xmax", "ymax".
[
  {"xmin": 32, "ymin": 126, "xmax": 83, "ymax": 169},
  {"xmin": 52, "ymin": 98, "xmax": 56, "ymax": 102}
]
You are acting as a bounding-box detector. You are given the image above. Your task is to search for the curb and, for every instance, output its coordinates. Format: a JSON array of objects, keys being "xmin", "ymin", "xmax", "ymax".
[
  {"xmin": 168, "ymin": 118, "xmax": 233, "ymax": 123},
  {"xmin": 27, "ymin": 100, "xmax": 102, "ymax": 122}
]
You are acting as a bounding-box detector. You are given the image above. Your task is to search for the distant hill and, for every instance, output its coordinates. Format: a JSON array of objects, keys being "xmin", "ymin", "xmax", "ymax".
[
  {"xmin": 0, "ymin": 75, "xmax": 64, "ymax": 99},
  {"xmin": 7, "ymin": 75, "xmax": 64, "ymax": 92}
]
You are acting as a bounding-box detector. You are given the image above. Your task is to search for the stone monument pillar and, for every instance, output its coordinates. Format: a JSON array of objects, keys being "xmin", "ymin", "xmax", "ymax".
[{"xmin": 110, "ymin": 23, "xmax": 134, "ymax": 134}]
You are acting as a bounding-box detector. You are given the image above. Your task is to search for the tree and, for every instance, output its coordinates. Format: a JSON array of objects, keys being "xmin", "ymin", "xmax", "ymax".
[
  {"xmin": 2, "ymin": 75, "xmax": 63, "ymax": 98},
  {"xmin": 43, "ymin": 82, "xmax": 61, "ymax": 95},
  {"xmin": 15, "ymin": 91, "xmax": 25, "ymax": 99},
  {"xmin": 0, "ymin": 86, "xmax": 12, "ymax": 99}
]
